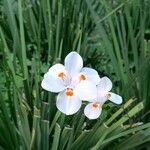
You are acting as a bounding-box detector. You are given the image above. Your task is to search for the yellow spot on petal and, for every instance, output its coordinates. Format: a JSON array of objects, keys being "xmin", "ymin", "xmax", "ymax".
[
  {"xmin": 65, "ymin": 88, "xmax": 74, "ymax": 97},
  {"xmin": 58, "ymin": 72, "xmax": 65, "ymax": 79},
  {"xmin": 79, "ymin": 74, "xmax": 86, "ymax": 81},
  {"xmin": 106, "ymin": 93, "xmax": 111, "ymax": 98},
  {"xmin": 92, "ymin": 103, "xmax": 98, "ymax": 108}
]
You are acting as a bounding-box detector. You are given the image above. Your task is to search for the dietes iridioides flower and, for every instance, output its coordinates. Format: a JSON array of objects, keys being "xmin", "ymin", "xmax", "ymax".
[
  {"xmin": 41, "ymin": 52, "xmax": 100, "ymax": 115},
  {"xmin": 84, "ymin": 77, "xmax": 123, "ymax": 119}
]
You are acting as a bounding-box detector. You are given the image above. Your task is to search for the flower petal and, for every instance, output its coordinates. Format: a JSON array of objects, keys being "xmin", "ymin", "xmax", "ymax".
[
  {"xmin": 108, "ymin": 92, "xmax": 123, "ymax": 104},
  {"xmin": 48, "ymin": 63, "xmax": 66, "ymax": 76},
  {"xmin": 65, "ymin": 52, "xmax": 83, "ymax": 77},
  {"xmin": 56, "ymin": 91, "xmax": 82, "ymax": 115},
  {"xmin": 84, "ymin": 103, "xmax": 102, "ymax": 119},
  {"xmin": 74, "ymin": 81, "xmax": 97, "ymax": 100},
  {"xmin": 97, "ymin": 77, "xmax": 112, "ymax": 92},
  {"xmin": 97, "ymin": 91, "xmax": 108, "ymax": 104},
  {"xmin": 81, "ymin": 67, "xmax": 100, "ymax": 85},
  {"xmin": 41, "ymin": 72, "xmax": 66, "ymax": 93}
]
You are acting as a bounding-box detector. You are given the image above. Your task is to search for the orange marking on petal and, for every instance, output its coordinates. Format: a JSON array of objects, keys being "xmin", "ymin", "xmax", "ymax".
[
  {"xmin": 65, "ymin": 88, "xmax": 74, "ymax": 97},
  {"xmin": 79, "ymin": 74, "xmax": 86, "ymax": 81},
  {"xmin": 106, "ymin": 93, "xmax": 111, "ymax": 98},
  {"xmin": 92, "ymin": 103, "xmax": 98, "ymax": 108},
  {"xmin": 58, "ymin": 72, "xmax": 65, "ymax": 79}
]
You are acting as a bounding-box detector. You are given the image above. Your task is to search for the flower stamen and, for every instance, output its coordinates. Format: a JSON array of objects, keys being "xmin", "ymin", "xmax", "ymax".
[
  {"xmin": 65, "ymin": 88, "xmax": 74, "ymax": 97},
  {"xmin": 106, "ymin": 93, "xmax": 111, "ymax": 98},
  {"xmin": 92, "ymin": 103, "xmax": 98, "ymax": 108},
  {"xmin": 79, "ymin": 74, "xmax": 86, "ymax": 81},
  {"xmin": 58, "ymin": 72, "xmax": 65, "ymax": 80}
]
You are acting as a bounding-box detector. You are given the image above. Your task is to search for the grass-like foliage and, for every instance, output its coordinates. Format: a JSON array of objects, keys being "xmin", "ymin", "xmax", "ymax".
[{"xmin": 0, "ymin": 0, "xmax": 150, "ymax": 149}]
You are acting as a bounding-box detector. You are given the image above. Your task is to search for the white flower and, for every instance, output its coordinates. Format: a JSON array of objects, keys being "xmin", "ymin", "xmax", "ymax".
[
  {"xmin": 84, "ymin": 77, "xmax": 123, "ymax": 119},
  {"xmin": 41, "ymin": 52, "xmax": 100, "ymax": 115}
]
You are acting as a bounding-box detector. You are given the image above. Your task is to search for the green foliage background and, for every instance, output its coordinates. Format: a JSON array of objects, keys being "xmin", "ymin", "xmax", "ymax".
[{"xmin": 0, "ymin": 0, "xmax": 150, "ymax": 149}]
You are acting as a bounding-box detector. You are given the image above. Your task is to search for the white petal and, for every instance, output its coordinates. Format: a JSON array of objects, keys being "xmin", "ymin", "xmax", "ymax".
[
  {"xmin": 97, "ymin": 77, "xmax": 112, "ymax": 92},
  {"xmin": 84, "ymin": 103, "xmax": 102, "ymax": 119},
  {"xmin": 56, "ymin": 91, "xmax": 82, "ymax": 115},
  {"xmin": 81, "ymin": 67, "xmax": 100, "ymax": 85},
  {"xmin": 41, "ymin": 72, "xmax": 66, "ymax": 93},
  {"xmin": 108, "ymin": 92, "xmax": 123, "ymax": 104},
  {"xmin": 65, "ymin": 52, "xmax": 83, "ymax": 77},
  {"xmin": 48, "ymin": 64, "xmax": 66, "ymax": 76},
  {"xmin": 97, "ymin": 91, "xmax": 108, "ymax": 104},
  {"xmin": 74, "ymin": 81, "xmax": 97, "ymax": 100}
]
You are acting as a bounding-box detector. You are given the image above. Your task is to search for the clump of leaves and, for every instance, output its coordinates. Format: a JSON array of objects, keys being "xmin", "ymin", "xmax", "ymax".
[{"xmin": 0, "ymin": 0, "xmax": 150, "ymax": 149}]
